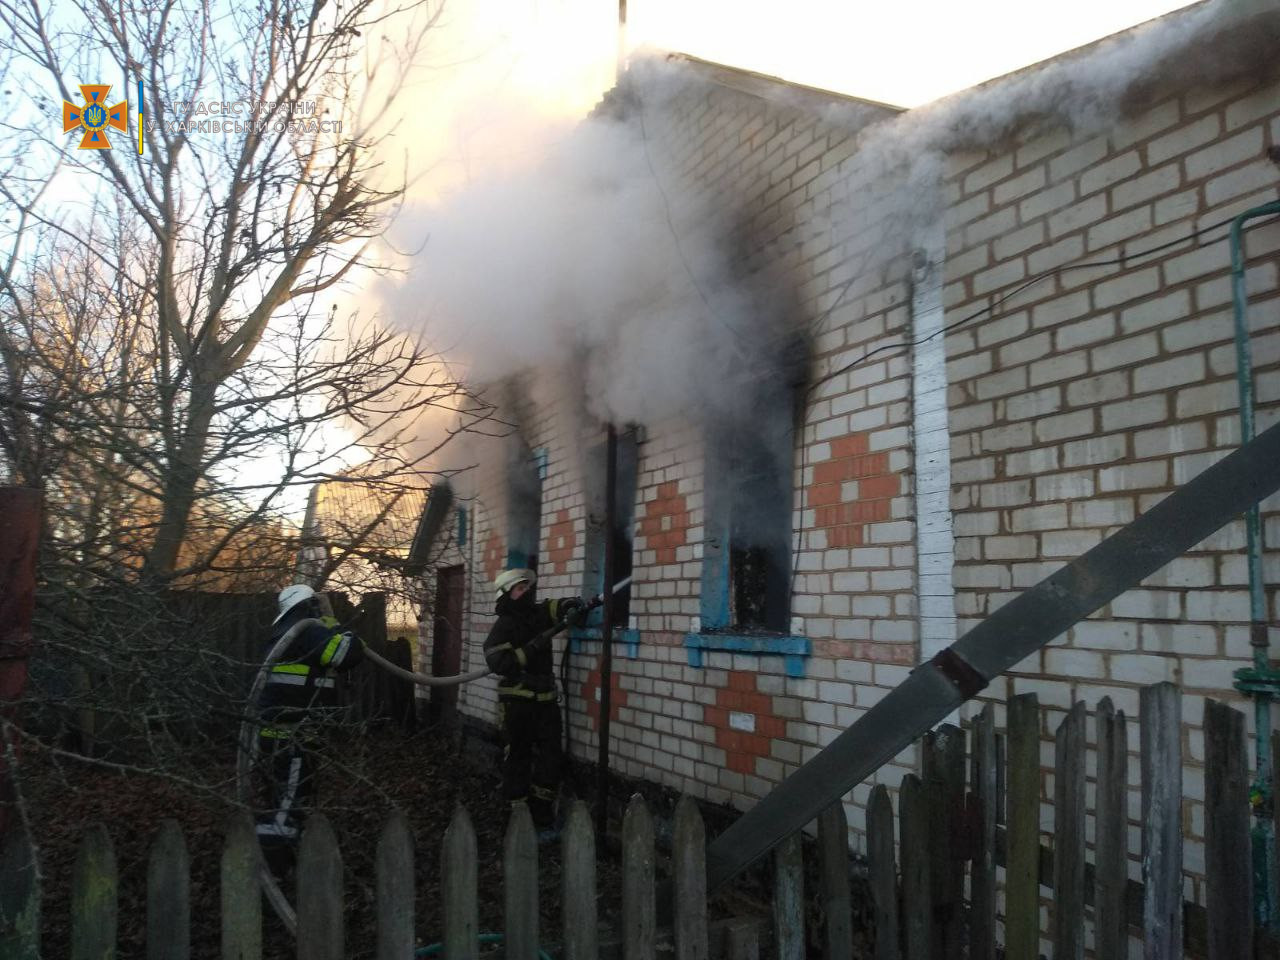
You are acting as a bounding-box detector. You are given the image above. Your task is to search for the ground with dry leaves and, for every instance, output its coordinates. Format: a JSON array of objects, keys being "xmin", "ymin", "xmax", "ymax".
[
  {"xmin": 20, "ymin": 722, "xmax": 614, "ymax": 958},
  {"xmin": 19, "ymin": 718, "xmax": 874, "ymax": 958}
]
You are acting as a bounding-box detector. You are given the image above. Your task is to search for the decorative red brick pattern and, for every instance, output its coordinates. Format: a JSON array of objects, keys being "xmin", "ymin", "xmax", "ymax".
[
  {"xmin": 638, "ymin": 481, "xmax": 691, "ymax": 565},
  {"xmin": 545, "ymin": 508, "xmax": 576, "ymax": 576},
  {"xmin": 582, "ymin": 665, "xmax": 627, "ymax": 730},
  {"xmin": 483, "ymin": 531, "xmax": 504, "ymax": 585},
  {"xmin": 703, "ymin": 670, "xmax": 785, "ymax": 775},
  {"xmin": 808, "ymin": 432, "xmax": 899, "ymax": 548}
]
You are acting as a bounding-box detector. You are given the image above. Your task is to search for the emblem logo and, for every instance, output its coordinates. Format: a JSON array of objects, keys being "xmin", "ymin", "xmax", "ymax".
[{"xmin": 62, "ymin": 84, "xmax": 128, "ymax": 150}]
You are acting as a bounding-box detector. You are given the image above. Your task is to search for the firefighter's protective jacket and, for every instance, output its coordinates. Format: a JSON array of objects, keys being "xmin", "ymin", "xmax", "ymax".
[
  {"xmin": 484, "ymin": 593, "xmax": 575, "ymax": 701},
  {"xmin": 258, "ymin": 608, "xmax": 364, "ymax": 724}
]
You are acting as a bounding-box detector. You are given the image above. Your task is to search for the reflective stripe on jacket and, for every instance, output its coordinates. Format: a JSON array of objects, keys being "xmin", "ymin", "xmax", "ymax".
[
  {"xmin": 257, "ymin": 613, "xmax": 364, "ymax": 718},
  {"xmin": 484, "ymin": 595, "xmax": 574, "ymax": 701}
]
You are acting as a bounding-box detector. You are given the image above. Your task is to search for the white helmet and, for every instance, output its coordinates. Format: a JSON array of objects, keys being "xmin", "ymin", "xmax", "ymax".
[
  {"xmin": 494, "ymin": 568, "xmax": 535, "ymax": 600},
  {"xmin": 274, "ymin": 583, "xmax": 317, "ymax": 624}
]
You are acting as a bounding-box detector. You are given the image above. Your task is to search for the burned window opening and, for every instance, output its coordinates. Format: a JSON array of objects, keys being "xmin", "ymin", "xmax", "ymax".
[
  {"xmin": 725, "ymin": 451, "xmax": 792, "ymax": 633},
  {"xmin": 506, "ymin": 442, "xmax": 544, "ymax": 574},
  {"xmin": 702, "ymin": 369, "xmax": 800, "ymax": 636},
  {"xmin": 730, "ymin": 546, "xmax": 768, "ymax": 628},
  {"xmin": 585, "ymin": 428, "xmax": 638, "ymax": 627}
]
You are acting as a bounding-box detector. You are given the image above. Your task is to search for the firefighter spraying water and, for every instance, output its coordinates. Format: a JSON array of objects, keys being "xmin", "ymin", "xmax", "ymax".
[
  {"xmin": 482, "ymin": 567, "xmax": 587, "ymax": 840},
  {"xmin": 238, "ymin": 574, "xmax": 632, "ymax": 933}
]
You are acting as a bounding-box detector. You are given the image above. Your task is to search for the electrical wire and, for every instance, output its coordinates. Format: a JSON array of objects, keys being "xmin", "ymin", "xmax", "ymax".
[
  {"xmin": 785, "ymin": 206, "xmax": 1280, "ymax": 600},
  {"xmin": 808, "ymin": 208, "xmax": 1276, "ymax": 398}
]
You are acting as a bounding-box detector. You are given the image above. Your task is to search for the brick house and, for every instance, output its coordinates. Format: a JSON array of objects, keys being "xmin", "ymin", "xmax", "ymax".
[{"xmin": 415, "ymin": 0, "xmax": 1280, "ymax": 907}]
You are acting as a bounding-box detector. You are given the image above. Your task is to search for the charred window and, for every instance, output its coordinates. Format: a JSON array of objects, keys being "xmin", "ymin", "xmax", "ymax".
[
  {"xmin": 726, "ymin": 432, "xmax": 793, "ymax": 633},
  {"xmin": 702, "ymin": 378, "xmax": 797, "ymax": 635},
  {"xmin": 584, "ymin": 428, "xmax": 638, "ymax": 627},
  {"xmin": 507, "ymin": 443, "xmax": 544, "ymax": 572}
]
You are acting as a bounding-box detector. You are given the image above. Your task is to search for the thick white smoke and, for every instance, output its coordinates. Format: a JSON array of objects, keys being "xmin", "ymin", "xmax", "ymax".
[
  {"xmin": 377, "ymin": 90, "xmax": 772, "ymax": 428},
  {"xmin": 374, "ymin": 0, "xmax": 1263, "ymax": 438}
]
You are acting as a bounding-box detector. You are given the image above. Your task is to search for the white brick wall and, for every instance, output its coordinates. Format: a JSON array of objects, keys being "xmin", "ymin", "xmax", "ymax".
[
  {"xmin": 945, "ymin": 68, "xmax": 1280, "ymax": 909},
  {"xmin": 424, "ymin": 33, "xmax": 1280, "ymax": 920}
]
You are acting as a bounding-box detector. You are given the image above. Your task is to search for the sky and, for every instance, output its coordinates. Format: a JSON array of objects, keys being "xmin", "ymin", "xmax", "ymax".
[
  {"xmin": 211, "ymin": 0, "xmax": 1220, "ymax": 510},
  {"xmin": 21, "ymin": 0, "xmax": 1212, "ymax": 512},
  {"xmin": 360, "ymin": 0, "xmax": 1219, "ymax": 468},
  {"xmin": 623, "ymin": 0, "xmax": 1204, "ymax": 108},
  {"xmin": 381, "ymin": 0, "xmax": 1208, "ymax": 203},
  {"xmin": 371, "ymin": 0, "xmax": 1226, "ymax": 462}
]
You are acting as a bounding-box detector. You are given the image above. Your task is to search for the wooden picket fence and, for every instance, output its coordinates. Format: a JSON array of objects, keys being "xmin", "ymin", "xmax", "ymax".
[
  {"xmin": 0, "ymin": 681, "xmax": 1267, "ymax": 958},
  {"xmin": 0, "ymin": 796, "xmax": 791, "ymax": 960},
  {"xmin": 868, "ymin": 681, "xmax": 1262, "ymax": 960}
]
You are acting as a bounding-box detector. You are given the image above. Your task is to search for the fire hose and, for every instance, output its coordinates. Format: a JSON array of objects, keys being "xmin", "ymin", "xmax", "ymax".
[
  {"xmin": 237, "ymin": 577, "xmax": 632, "ymax": 934},
  {"xmin": 236, "ymin": 611, "xmax": 495, "ymax": 933}
]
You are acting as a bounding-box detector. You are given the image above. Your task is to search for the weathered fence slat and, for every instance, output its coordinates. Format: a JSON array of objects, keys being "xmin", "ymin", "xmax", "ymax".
[
  {"xmin": 0, "ymin": 821, "xmax": 40, "ymax": 959},
  {"xmin": 1094, "ymin": 698, "xmax": 1128, "ymax": 960},
  {"xmin": 563, "ymin": 800, "xmax": 598, "ymax": 960},
  {"xmin": 772, "ymin": 832, "xmax": 804, "ymax": 960},
  {"xmin": 71, "ymin": 823, "xmax": 117, "ymax": 960},
  {"xmin": 924, "ymin": 724, "xmax": 965, "ymax": 960},
  {"xmin": 673, "ymin": 795, "xmax": 708, "ymax": 960},
  {"xmin": 443, "ymin": 806, "xmax": 478, "ymax": 960},
  {"xmin": 818, "ymin": 801, "xmax": 852, "ymax": 960},
  {"xmin": 1051, "ymin": 702, "xmax": 1086, "ymax": 960},
  {"xmin": 297, "ymin": 814, "xmax": 343, "ymax": 960},
  {"xmin": 899, "ymin": 774, "xmax": 931, "ymax": 960},
  {"xmin": 1205, "ymin": 699, "xmax": 1252, "ymax": 960},
  {"xmin": 503, "ymin": 803, "xmax": 538, "ymax": 960},
  {"xmin": 1004, "ymin": 693, "xmax": 1039, "ymax": 960},
  {"xmin": 724, "ymin": 918, "xmax": 760, "ymax": 960},
  {"xmin": 377, "ymin": 810, "xmax": 415, "ymax": 960},
  {"xmin": 866, "ymin": 784, "xmax": 899, "ymax": 960},
  {"xmin": 621, "ymin": 795, "xmax": 655, "ymax": 960},
  {"xmin": 147, "ymin": 819, "xmax": 190, "ymax": 960},
  {"xmin": 1141, "ymin": 681, "xmax": 1183, "ymax": 960},
  {"xmin": 43, "ymin": 681, "xmax": 1275, "ymax": 960},
  {"xmin": 968, "ymin": 704, "xmax": 997, "ymax": 960},
  {"xmin": 220, "ymin": 813, "xmax": 261, "ymax": 960}
]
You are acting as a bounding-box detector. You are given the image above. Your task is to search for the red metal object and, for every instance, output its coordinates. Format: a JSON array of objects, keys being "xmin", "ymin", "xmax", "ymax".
[{"xmin": 0, "ymin": 487, "xmax": 41, "ymax": 841}]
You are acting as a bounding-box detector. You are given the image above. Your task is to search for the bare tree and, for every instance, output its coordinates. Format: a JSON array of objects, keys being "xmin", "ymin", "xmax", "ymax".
[
  {"xmin": 0, "ymin": 0, "xmax": 458, "ymax": 579},
  {"xmin": 0, "ymin": 0, "xmax": 518, "ymax": 852}
]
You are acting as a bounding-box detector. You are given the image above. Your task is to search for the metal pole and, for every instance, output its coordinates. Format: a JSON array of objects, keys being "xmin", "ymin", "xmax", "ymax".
[
  {"xmin": 596, "ymin": 0, "xmax": 626, "ymax": 845},
  {"xmin": 596, "ymin": 424, "xmax": 617, "ymax": 839},
  {"xmin": 616, "ymin": 0, "xmax": 627, "ymax": 81},
  {"xmin": 0, "ymin": 488, "xmax": 41, "ymax": 842}
]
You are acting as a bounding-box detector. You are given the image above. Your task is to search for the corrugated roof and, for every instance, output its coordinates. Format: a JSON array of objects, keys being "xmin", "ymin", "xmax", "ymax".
[{"xmin": 309, "ymin": 475, "xmax": 428, "ymax": 556}]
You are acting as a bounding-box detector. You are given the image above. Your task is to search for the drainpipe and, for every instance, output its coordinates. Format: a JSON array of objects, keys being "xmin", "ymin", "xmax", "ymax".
[
  {"xmin": 1227, "ymin": 198, "xmax": 1280, "ymax": 928},
  {"xmin": 909, "ymin": 236, "xmax": 957, "ymax": 702},
  {"xmin": 596, "ymin": 424, "xmax": 618, "ymax": 839}
]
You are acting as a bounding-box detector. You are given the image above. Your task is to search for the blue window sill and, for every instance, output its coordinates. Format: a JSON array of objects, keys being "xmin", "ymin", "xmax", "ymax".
[
  {"xmin": 568, "ymin": 626, "xmax": 640, "ymax": 659},
  {"xmin": 683, "ymin": 633, "xmax": 811, "ymax": 677}
]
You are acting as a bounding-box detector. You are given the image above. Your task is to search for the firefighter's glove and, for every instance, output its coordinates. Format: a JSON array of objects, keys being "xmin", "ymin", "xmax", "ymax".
[
  {"xmin": 526, "ymin": 628, "xmax": 555, "ymax": 654},
  {"xmin": 559, "ymin": 596, "xmax": 587, "ymax": 627}
]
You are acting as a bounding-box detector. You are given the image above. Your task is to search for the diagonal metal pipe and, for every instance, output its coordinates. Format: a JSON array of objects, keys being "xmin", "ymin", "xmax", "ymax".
[{"xmin": 706, "ymin": 415, "xmax": 1280, "ymax": 893}]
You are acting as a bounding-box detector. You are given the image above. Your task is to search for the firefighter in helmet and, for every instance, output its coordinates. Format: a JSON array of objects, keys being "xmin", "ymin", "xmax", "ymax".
[
  {"xmin": 255, "ymin": 583, "xmax": 364, "ymax": 865},
  {"xmin": 483, "ymin": 568, "xmax": 586, "ymax": 836}
]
